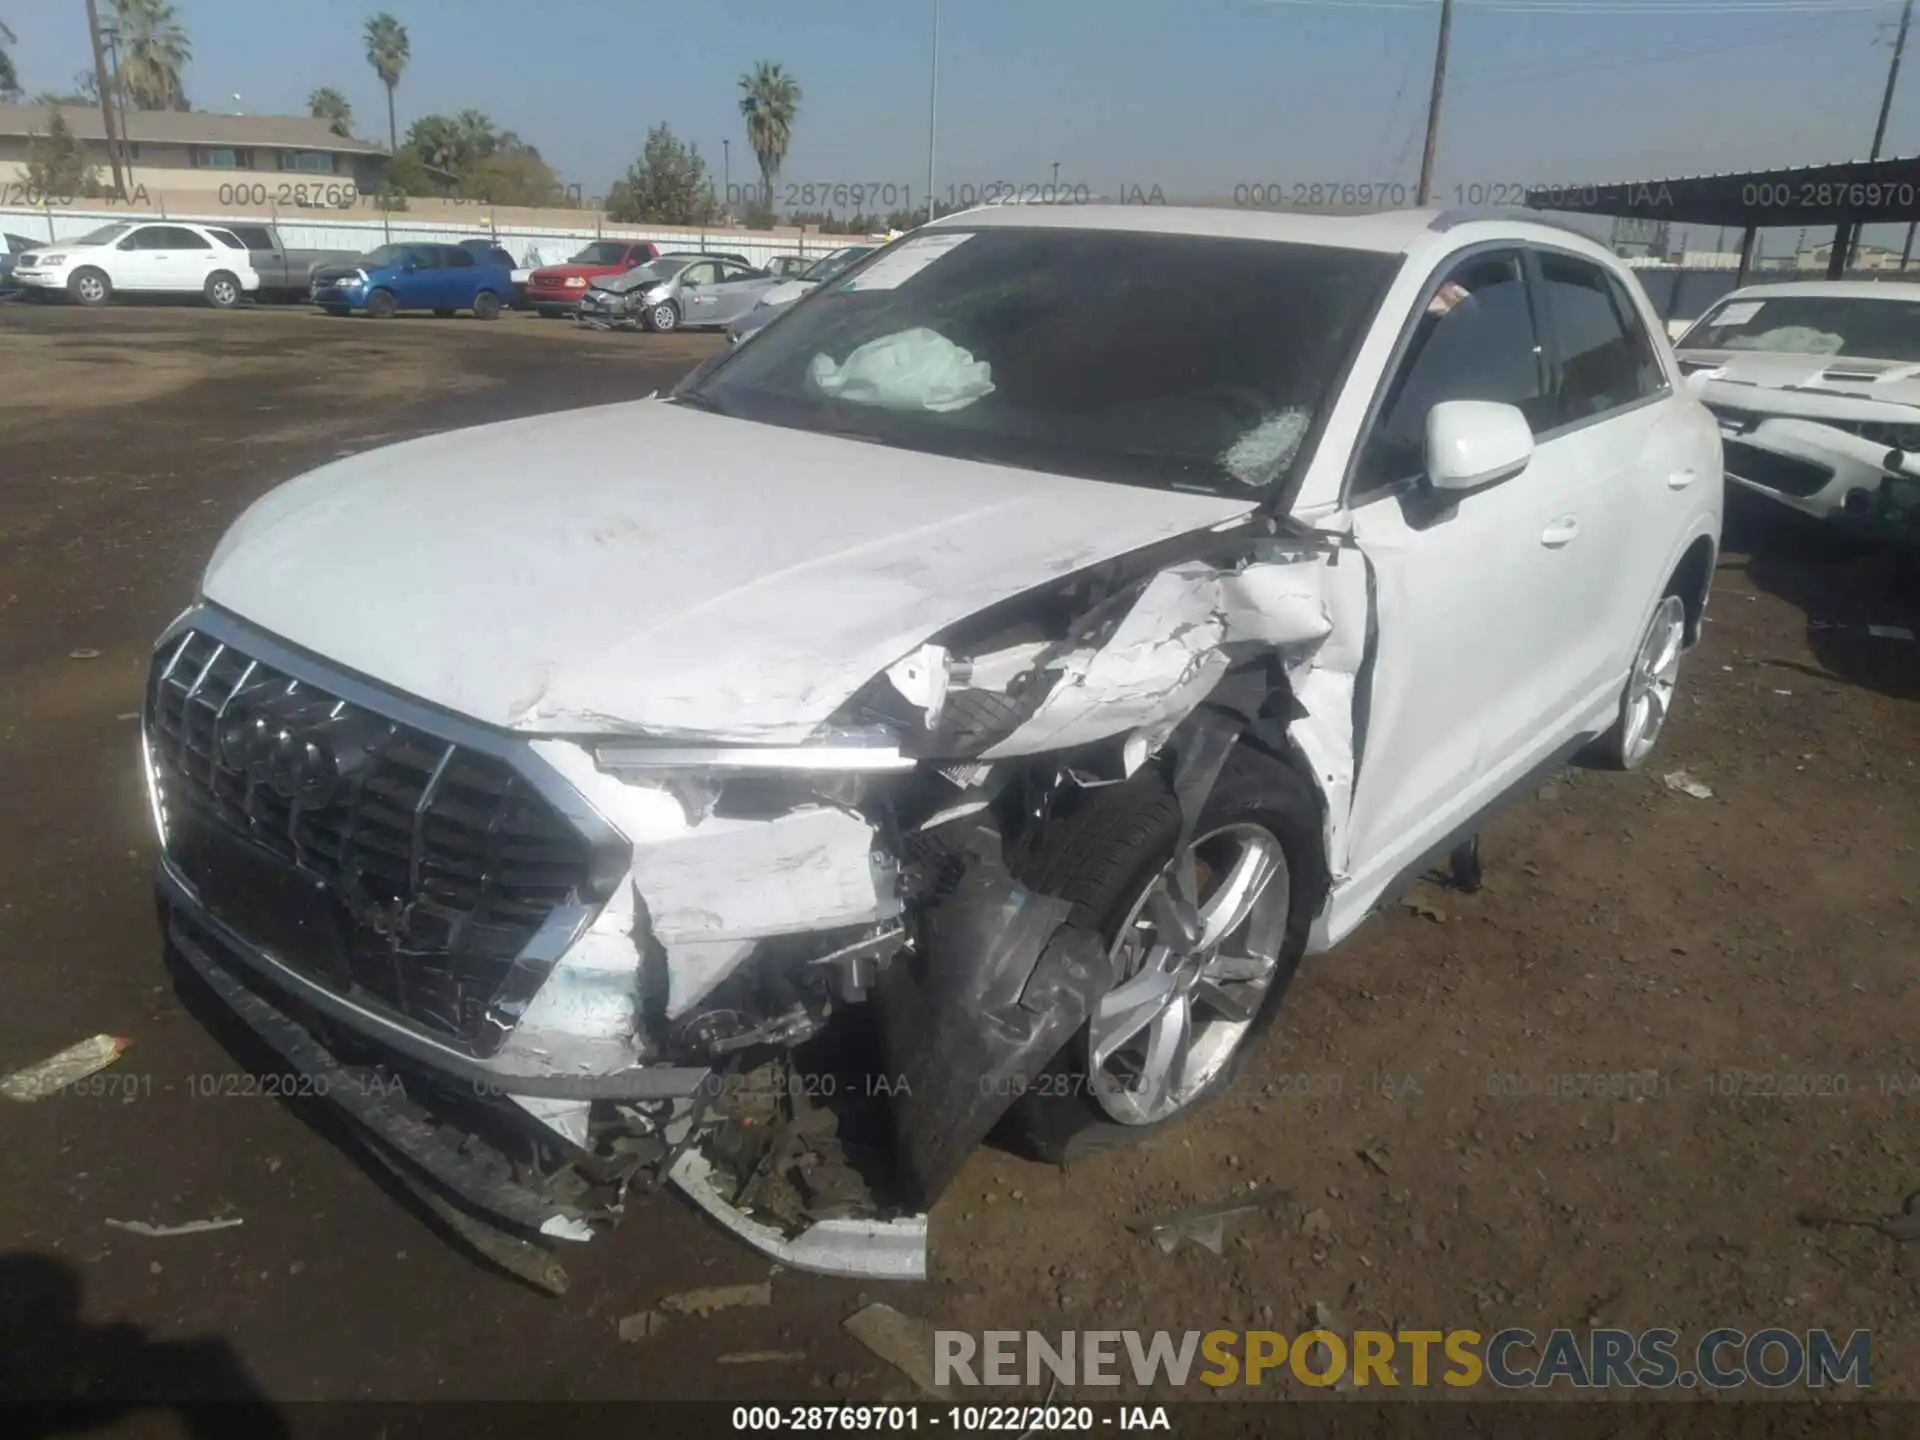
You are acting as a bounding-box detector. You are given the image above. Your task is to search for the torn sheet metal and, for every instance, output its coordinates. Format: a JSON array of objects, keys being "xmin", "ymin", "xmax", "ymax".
[
  {"xmin": 876, "ymin": 838, "xmax": 1108, "ymax": 1208},
  {"xmin": 509, "ymin": 1095, "xmax": 593, "ymax": 1148},
  {"xmin": 972, "ymin": 556, "xmax": 1333, "ymax": 759},
  {"xmin": 669, "ymin": 1149, "xmax": 928, "ymax": 1279},
  {"xmin": 532, "ymin": 739, "xmax": 902, "ymax": 1018}
]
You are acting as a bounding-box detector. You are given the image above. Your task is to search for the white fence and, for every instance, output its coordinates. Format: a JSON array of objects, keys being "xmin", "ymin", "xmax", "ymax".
[{"xmin": 0, "ymin": 206, "xmax": 859, "ymax": 269}]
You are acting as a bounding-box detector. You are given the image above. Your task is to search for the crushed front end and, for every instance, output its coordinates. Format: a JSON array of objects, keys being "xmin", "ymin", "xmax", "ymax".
[{"xmin": 147, "ymin": 519, "xmax": 1356, "ymax": 1287}]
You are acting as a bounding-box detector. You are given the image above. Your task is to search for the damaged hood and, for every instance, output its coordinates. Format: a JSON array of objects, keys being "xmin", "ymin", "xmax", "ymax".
[
  {"xmin": 202, "ymin": 400, "xmax": 1254, "ymax": 740},
  {"xmin": 1683, "ymin": 349, "xmax": 1920, "ymax": 411}
]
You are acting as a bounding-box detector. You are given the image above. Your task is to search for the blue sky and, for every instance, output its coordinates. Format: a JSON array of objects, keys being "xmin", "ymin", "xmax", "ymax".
[{"xmin": 4, "ymin": 0, "xmax": 1909, "ymax": 252}]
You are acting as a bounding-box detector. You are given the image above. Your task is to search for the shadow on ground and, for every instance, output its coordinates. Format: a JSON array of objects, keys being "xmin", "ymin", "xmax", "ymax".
[
  {"xmin": 1726, "ymin": 491, "xmax": 1920, "ymax": 700},
  {"xmin": 0, "ymin": 1252, "xmax": 288, "ymax": 1435}
]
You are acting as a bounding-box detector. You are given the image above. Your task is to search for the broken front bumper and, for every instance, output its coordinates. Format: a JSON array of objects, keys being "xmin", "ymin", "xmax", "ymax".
[{"xmin": 158, "ymin": 870, "xmax": 933, "ymax": 1283}]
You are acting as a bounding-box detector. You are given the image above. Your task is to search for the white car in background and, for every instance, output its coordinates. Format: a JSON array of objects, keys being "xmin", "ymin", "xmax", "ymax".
[
  {"xmin": 14, "ymin": 220, "xmax": 261, "ymax": 309},
  {"xmin": 1677, "ymin": 281, "xmax": 1920, "ymax": 539},
  {"xmin": 726, "ymin": 243, "xmax": 879, "ymax": 343},
  {"xmin": 148, "ymin": 206, "xmax": 1721, "ymax": 1284}
]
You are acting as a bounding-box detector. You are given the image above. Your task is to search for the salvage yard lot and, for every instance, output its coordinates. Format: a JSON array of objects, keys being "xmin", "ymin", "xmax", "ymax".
[{"xmin": 0, "ymin": 302, "xmax": 1916, "ymax": 1409}]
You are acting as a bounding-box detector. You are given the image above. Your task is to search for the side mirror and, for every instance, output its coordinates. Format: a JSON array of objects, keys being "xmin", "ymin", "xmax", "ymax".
[{"xmin": 1426, "ymin": 400, "xmax": 1534, "ymax": 492}]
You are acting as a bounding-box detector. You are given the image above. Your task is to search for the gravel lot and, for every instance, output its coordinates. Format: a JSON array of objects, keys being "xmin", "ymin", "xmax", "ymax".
[{"xmin": 1, "ymin": 300, "xmax": 1915, "ymax": 1420}]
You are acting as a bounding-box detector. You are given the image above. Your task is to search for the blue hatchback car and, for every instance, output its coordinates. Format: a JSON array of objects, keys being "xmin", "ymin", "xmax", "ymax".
[{"xmin": 311, "ymin": 242, "xmax": 513, "ymax": 320}]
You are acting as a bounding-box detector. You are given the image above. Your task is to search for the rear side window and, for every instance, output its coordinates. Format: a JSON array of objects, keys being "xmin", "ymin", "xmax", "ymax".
[
  {"xmin": 444, "ymin": 246, "xmax": 475, "ymax": 268},
  {"xmin": 229, "ymin": 226, "xmax": 274, "ymax": 248},
  {"xmin": 1537, "ymin": 254, "xmax": 1666, "ymax": 425},
  {"xmin": 207, "ymin": 228, "xmax": 245, "ymax": 249},
  {"xmin": 1355, "ymin": 252, "xmax": 1550, "ymax": 495}
]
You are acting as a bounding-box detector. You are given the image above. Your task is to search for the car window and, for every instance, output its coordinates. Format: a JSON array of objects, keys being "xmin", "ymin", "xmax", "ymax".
[
  {"xmin": 207, "ymin": 228, "xmax": 245, "ymax": 249},
  {"xmin": 1354, "ymin": 252, "xmax": 1550, "ymax": 495},
  {"xmin": 444, "ymin": 246, "xmax": 475, "ymax": 268},
  {"xmin": 409, "ymin": 247, "xmax": 441, "ymax": 270},
  {"xmin": 688, "ymin": 227, "xmax": 1398, "ymax": 497},
  {"xmin": 719, "ymin": 262, "xmax": 762, "ymax": 282},
  {"xmin": 681, "ymin": 262, "xmax": 721, "ymax": 286},
  {"xmin": 164, "ymin": 228, "xmax": 212, "ymax": 250},
  {"xmin": 1537, "ymin": 253, "xmax": 1665, "ymax": 425},
  {"xmin": 229, "ymin": 226, "xmax": 274, "ymax": 249},
  {"xmin": 1678, "ymin": 293, "xmax": 1920, "ymax": 361},
  {"xmin": 118, "ymin": 227, "xmax": 162, "ymax": 250}
]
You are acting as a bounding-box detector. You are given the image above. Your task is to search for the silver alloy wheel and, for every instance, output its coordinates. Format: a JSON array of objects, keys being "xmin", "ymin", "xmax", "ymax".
[
  {"xmin": 208, "ymin": 277, "xmax": 237, "ymax": 307},
  {"xmin": 1620, "ymin": 595, "xmax": 1687, "ymax": 768},
  {"xmin": 1087, "ymin": 823, "xmax": 1290, "ymax": 1126},
  {"xmin": 75, "ymin": 272, "xmax": 107, "ymax": 303},
  {"xmin": 651, "ymin": 302, "xmax": 677, "ymax": 332}
]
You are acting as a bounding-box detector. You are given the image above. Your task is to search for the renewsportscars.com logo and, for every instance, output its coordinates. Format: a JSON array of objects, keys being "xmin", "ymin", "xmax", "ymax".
[{"xmin": 933, "ymin": 1327, "xmax": 1871, "ymax": 1391}]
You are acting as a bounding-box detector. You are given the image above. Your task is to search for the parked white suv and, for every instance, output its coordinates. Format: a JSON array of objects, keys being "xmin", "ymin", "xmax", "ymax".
[
  {"xmin": 145, "ymin": 206, "xmax": 1722, "ymax": 1286},
  {"xmin": 15, "ymin": 220, "xmax": 260, "ymax": 309}
]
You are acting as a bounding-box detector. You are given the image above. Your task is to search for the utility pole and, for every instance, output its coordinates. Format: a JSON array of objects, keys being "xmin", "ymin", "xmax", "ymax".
[
  {"xmin": 84, "ymin": 0, "xmax": 128, "ymax": 199},
  {"xmin": 722, "ymin": 138, "xmax": 731, "ymax": 220},
  {"xmin": 925, "ymin": 0, "xmax": 941, "ymax": 223},
  {"xmin": 1416, "ymin": 0, "xmax": 1455, "ymax": 206},
  {"xmin": 1877, "ymin": 0, "xmax": 1917, "ymax": 269},
  {"xmin": 103, "ymin": 25, "xmax": 133, "ymax": 193}
]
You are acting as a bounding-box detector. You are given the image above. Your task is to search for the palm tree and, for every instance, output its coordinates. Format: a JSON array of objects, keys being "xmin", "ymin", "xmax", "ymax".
[
  {"xmin": 110, "ymin": 0, "xmax": 191, "ymax": 111},
  {"xmin": 737, "ymin": 60, "xmax": 801, "ymax": 205},
  {"xmin": 308, "ymin": 86, "xmax": 353, "ymax": 139},
  {"xmin": 363, "ymin": 12, "xmax": 410, "ymax": 155}
]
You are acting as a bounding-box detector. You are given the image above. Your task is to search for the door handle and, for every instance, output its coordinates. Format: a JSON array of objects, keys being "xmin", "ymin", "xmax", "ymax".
[
  {"xmin": 1667, "ymin": 468, "xmax": 1696, "ymax": 490},
  {"xmin": 1540, "ymin": 516, "xmax": 1581, "ymax": 548}
]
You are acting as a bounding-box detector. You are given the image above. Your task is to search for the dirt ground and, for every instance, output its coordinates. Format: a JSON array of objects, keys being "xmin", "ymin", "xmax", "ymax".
[{"xmin": 1, "ymin": 300, "xmax": 1916, "ymax": 1421}]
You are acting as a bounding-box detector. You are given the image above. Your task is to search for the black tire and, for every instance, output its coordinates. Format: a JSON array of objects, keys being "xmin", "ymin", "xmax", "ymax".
[
  {"xmin": 364, "ymin": 288, "xmax": 398, "ymax": 320},
  {"xmin": 536, "ymin": 304, "xmax": 564, "ymax": 319},
  {"xmin": 203, "ymin": 271, "xmax": 243, "ymax": 310},
  {"xmin": 321, "ymin": 305, "xmax": 350, "ymax": 317},
  {"xmin": 642, "ymin": 299, "xmax": 679, "ymax": 333},
  {"xmin": 68, "ymin": 267, "xmax": 111, "ymax": 307},
  {"xmin": 1000, "ymin": 744, "xmax": 1328, "ymax": 1164},
  {"xmin": 472, "ymin": 290, "xmax": 502, "ymax": 320}
]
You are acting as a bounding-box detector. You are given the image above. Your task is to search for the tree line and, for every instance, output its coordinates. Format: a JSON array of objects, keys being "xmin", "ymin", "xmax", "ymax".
[{"xmin": 2, "ymin": 7, "xmax": 893, "ymax": 228}]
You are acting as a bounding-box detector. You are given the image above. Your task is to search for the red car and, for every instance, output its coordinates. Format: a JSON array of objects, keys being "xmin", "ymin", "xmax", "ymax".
[{"xmin": 527, "ymin": 240, "xmax": 662, "ymax": 317}]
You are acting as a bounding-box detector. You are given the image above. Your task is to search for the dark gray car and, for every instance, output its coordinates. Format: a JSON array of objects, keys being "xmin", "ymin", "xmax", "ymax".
[
  {"xmin": 1, "ymin": 232, "xmax": 37, "ymax": 293},
  {"xmin": 577, "ymin": 255, "xmax": 781, "ymax": 333},
  {"xmin": 213, "ymin": 223, "xmax": 359, "ymax": 302}
]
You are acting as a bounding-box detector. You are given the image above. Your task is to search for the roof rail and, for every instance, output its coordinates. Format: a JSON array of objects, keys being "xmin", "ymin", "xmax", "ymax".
[{"xmin": 1427, "ymin": 206, "xmax": 1606, "ymax": 242}]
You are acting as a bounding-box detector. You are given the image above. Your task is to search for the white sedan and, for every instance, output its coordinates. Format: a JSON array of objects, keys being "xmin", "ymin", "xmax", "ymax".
[
  {"xmin": 14, "ymin": 220, "xmax": 261, "ymax": 309},
  {"xmin": 1677, "ymin": 280, "xmax": 1920, "ymax": 538}
]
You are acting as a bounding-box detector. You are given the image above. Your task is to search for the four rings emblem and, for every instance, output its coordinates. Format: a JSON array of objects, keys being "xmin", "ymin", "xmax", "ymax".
[{"xmin": 216, "ymin": 707, "xmax": 342, "ymax": 808}]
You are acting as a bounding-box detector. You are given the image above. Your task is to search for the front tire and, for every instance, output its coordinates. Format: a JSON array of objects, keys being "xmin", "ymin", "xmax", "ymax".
[
  {"xmin": 1595, "ymin": 592, "xmax": 1688, "ymax": 770},
  {"xmin": 472, "ymin": 290, "xmax": 502, "ymax": 320},
  {"xmin": 203, "ymin": 271, "xmax": 243, "ymax": 310},
  {"xmin": 364, "ymin": 288, "xmax": 398, "ymax": 320},
  {"xmin": 642, "ymin": 300, "xmax": 679, "ymax": 333},
  {"xmin": 1001, "ymin": 745, "xmax": 1328, "ymax": 1163},
  {"xmin": 68, "ymin": 267, "xmax": 111, "ymax": 307}
]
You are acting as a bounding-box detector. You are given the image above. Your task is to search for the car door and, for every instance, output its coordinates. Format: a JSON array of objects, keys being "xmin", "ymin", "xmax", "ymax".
[
  {"xmin": 1527, "ymin": 248, "xmax": 1686, "ymax": 705},
  {"xmin": 111, "ymin": 225, "xmax": 174, "ymax": 290},
  {"xmin": 440, "ymin": 245, "xmax": 479, "ymax": 308},
  {"xmin": 156, "ymin": 226, "xmax": 218, "ymax": 289},
  {"xmin": 396, "ymin": 245, "xmax": 440, "ymax": 308},
  {"xmin": 675, "ymin": 261, "xmax": 724, "ymax": 321},
  {"xmin": 707, "ymin": 262, "xmax": 780, "ymax": 323},
  {"xmin": 1339, "ymin": 248, "xmax": 1590, "ymax": 898}
]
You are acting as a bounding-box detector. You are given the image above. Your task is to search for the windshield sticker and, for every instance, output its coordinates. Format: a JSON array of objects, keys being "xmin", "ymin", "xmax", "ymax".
[
  {"xmin": 1221, "ymin": 409, "xmax": 1313, "ymax": 487},
  {"xmin": 808, "ymin": 328, "xmax": 995, "ymax": 412},
  {"xmin": 839, "ymin": 233, "xmax": 975, "ymax": 292},
  {"xmin": 1712, "ymin": 301, "xmax": 1764, "ymax": 327}
]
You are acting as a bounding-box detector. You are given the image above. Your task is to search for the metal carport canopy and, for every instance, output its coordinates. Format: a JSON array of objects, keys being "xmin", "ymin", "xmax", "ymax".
[{"xmin": 1523, "ymin": 155, "xmax": 1920, "ymax": 229}]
